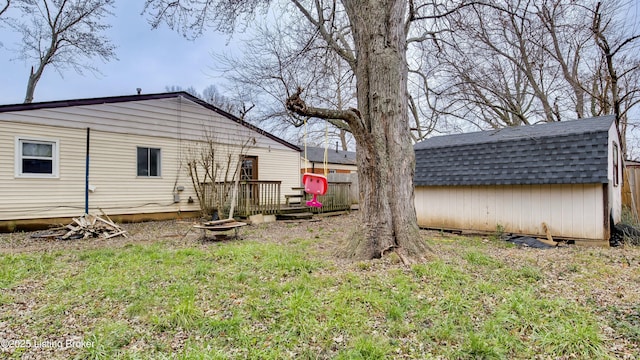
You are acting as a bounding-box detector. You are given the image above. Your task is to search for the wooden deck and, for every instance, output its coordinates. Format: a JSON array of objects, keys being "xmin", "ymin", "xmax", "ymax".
[{"xmin": 203, "ymin": 180, "xmax": 353, "ymax": 218}]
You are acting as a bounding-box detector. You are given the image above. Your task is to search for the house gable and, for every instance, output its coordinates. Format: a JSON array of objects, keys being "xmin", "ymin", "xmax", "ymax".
[
  {"xmin": 414, "ymin": 116, "xmax": 616, "ymax": 186},
  {"xmin": 0, "ymin": 92, "xmax": 300, "ymax": 152}
]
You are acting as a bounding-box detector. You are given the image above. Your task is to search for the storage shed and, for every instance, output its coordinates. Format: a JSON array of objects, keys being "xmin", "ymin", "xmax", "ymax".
[{"xmin": 414, "ymin": 116, "xmax": 622, "ymax": 244}]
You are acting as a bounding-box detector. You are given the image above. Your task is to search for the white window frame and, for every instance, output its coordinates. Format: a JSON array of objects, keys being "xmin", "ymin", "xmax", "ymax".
[
  {"xmin": 15, "ymin": 137, "xmax": 60, "ymax": 178},
  {"xmin": 137, "ymin": 146, "xmax": 162, "ymax": 177},
  {"xmin": 613, "ymin": 142, "xmax": 620, "ymax": 187}
]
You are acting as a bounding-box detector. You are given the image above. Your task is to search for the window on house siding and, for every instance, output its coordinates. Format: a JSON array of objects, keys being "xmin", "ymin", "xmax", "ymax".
[
  {"xmin": 613, "ymin": 142, "xmax": 619, "ymax": 187},
  {"xmin": 16, "ymin": 138, "xmax": 59, "ymax": 177},
  {"xmin": 137, "ymin": 147, "xmax": 161, "ymax": 177}
]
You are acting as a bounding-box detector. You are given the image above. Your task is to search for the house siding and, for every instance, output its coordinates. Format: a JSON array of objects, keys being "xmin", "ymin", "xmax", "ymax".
[
  {"xmin": 251, "ymin": 148, "xmax": 301, "ymax": 200},
  {"xmin": 0, "ymin": 122, "xmax": 198, "ymax": 220},
  {"xmin": 415, "ymin": 184, "xmax": 605, "ymax": 241},
  {"xmin": 1, "ymin": 122, "xmax": 87, "ymax": 219},
  {"xmin": 0, "ymin": 95, "xmax": 301, "ymax": 223},
  {"xmin": 0, "ymin": 97, "xmax": 294, "ymax": 150}
]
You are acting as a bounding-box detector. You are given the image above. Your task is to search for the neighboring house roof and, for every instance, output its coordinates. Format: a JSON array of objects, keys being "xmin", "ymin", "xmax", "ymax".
[
  {"xmin": 303, "ymin": 146, "xmax": 356, "ymax": 166},
  {"xmin": 414, "ymin": 115, "xmax": 616, "ymax": 186},
  {"xmin": 0, "ymin": 92, "xmax": 301, "ymax": 152}
]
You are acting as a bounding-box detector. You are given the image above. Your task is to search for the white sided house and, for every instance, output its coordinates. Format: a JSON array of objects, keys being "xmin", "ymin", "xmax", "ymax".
[
  {"xmin": 414, "ymin": 116, "xmax": 622, "ymax": 244},
  {"xmin": 0, "ymin": 92, "xmax": 301, "ymax": 231}
]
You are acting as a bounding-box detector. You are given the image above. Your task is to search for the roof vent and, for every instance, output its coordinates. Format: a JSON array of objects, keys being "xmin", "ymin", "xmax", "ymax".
[{"xmin": 136, "ymin": 88, "xmax": 142, "ymax": 95}]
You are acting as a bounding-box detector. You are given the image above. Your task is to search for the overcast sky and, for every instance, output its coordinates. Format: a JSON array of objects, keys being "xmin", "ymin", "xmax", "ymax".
[{"xmin": 0, "ymin": 1, "xmax": 234, "ymax": 105}]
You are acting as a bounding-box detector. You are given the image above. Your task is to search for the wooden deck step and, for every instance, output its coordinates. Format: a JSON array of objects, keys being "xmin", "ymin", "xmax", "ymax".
[{"xmin": 277, "ymin": 212, "xmax": 314, "ymax": 220}]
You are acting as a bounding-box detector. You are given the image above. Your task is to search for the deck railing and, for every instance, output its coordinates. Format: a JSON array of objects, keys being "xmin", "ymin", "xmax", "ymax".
[
  {"xmin": 202, "ymin": 180, "xmax": 351, "ymax": 217},
  {"xmin": 203, "ymin": 180, "xmax": 281, "ymax": 217},
  {"xmin": 237, "ymin": 180, "xmax": 281, "ymax": 216}
]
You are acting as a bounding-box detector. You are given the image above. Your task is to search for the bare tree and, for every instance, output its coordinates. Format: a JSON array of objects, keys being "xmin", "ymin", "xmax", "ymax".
[
  {"xmin": 535, "ymin": 0, "xmax": 593, "ymax": 119},
  {"xmin": 202, "ymin": 84, "xmax": 255, "ymax": 119},
  {"xmin": 185, "ymin": 131, "xmax": 256, "ymax": 218},
  {"xmin": 430, "ymin": 0, "xmax": 640, "ymax": 156},
  {"xmin": 433, "ymin": 1, "xmax": 561, "ymax": 126},
  {"xmin": 1, "ymin": 0, "xmax": 11, "ymax": 17},
  {"xmin": 589, "ymin": 1, "xmax": 640, "ymax": 156},
  {"xmin": 165, "ymin": 85, "xmax": 200, "ymax": 97},
  {"xmin": 165, "ymin": 84, "xmax": 255, "ymax": 120},
  {"xmin": 8, "ymin": 0, "xmax": 117, "ymax": 103},
  {"xmin": 144, "ymin": 0, "xmax": 443, "ymax": 263},
  {"xmin": 211, "ymin": 15, "xmax": 356, "ymax": 150}
]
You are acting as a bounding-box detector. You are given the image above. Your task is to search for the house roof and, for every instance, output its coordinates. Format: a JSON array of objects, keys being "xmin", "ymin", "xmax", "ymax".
[
  {"xmin": 414, "ymin": 116, "xmax": 616, "ymax": 186},
  {"xmin": 0, "ymin": 92, "xmax": 301, "ymax": 152},
  {"xmin": 303, "ymin": 146, "xmax": 356, "ymax": 166}
]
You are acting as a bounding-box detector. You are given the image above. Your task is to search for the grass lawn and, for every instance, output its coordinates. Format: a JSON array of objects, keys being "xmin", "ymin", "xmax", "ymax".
[{"xmin": 0, "ymin": 213, "xmax": 639, "ymax": 359}]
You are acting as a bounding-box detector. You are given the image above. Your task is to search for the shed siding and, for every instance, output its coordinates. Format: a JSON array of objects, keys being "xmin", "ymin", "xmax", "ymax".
[{"xmin": 415, "ymin": 184, "xmax": 605, "ymax": 241}]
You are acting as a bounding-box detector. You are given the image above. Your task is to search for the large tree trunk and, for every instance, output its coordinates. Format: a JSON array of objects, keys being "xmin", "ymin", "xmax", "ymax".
[{"xmin": 342, "ymin": 0, "xmax": 430, "ymax": 262}]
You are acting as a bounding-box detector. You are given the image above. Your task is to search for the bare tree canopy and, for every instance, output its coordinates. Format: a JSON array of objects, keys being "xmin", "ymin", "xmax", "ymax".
[
  {"xmin": 144, "ymin": 0, "xmax": 272, "ymax": 37},
  {"xmin": 429, "ymin": 0, "xmax": 640, "ymax": 155},
  {"xmin": 144, "ymin": 0, "xmax": 445, "ymax": 263},
  {"xmin": 6, "ymin": 0, "xmax": 117, "ymax": 103},
  {"xmin": 209, "ymin": 11, "xmax": 357, "ymax": 149}
]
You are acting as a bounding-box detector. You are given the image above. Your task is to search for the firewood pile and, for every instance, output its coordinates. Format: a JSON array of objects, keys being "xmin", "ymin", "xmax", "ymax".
[{"xmin": 33, "ymin": 214, "xmax": 128, "ymax": 240}]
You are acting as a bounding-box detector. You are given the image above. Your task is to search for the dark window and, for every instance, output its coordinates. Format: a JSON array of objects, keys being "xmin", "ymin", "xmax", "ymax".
[
  {"xmin": 137, "ymin": 147, "xmax": 161, "ymax": 177},
  {"xmin": 19, "ymin": 140, "xmax": 56, "ymax": 176}
]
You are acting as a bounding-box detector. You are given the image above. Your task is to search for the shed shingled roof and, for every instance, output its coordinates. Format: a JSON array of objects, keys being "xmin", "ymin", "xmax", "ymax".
[{"xmin": 414, "ymin": 116, "xmax": 616, "ymax": 186}]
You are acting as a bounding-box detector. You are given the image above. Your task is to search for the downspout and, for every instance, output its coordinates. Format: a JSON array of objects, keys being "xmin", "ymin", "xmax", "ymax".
[{"xmin": 85, "ymin": 127, "xmax": 90, "ymax": 214}]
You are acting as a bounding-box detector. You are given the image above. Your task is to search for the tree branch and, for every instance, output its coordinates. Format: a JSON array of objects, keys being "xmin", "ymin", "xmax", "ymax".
[
  {"xmin": 286, "ymin": 86, "xmax": 361, "ymax": 130},
  {"xmin": 0, "ymin": 0, "xmax": 10, "ymax": 17}
]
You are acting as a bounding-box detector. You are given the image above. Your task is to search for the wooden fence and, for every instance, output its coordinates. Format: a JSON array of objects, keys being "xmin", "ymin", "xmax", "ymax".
[
  {"xmin": 328, "ymin": 173, "xmax": 359, "ymax": 204},
  {"xmin": 623, "ymin": 166, "xmax": 640, "ymax": 220},
  {"xmin": 306, "ymin": 182, "xmax": 352, "ymax": 213}
]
